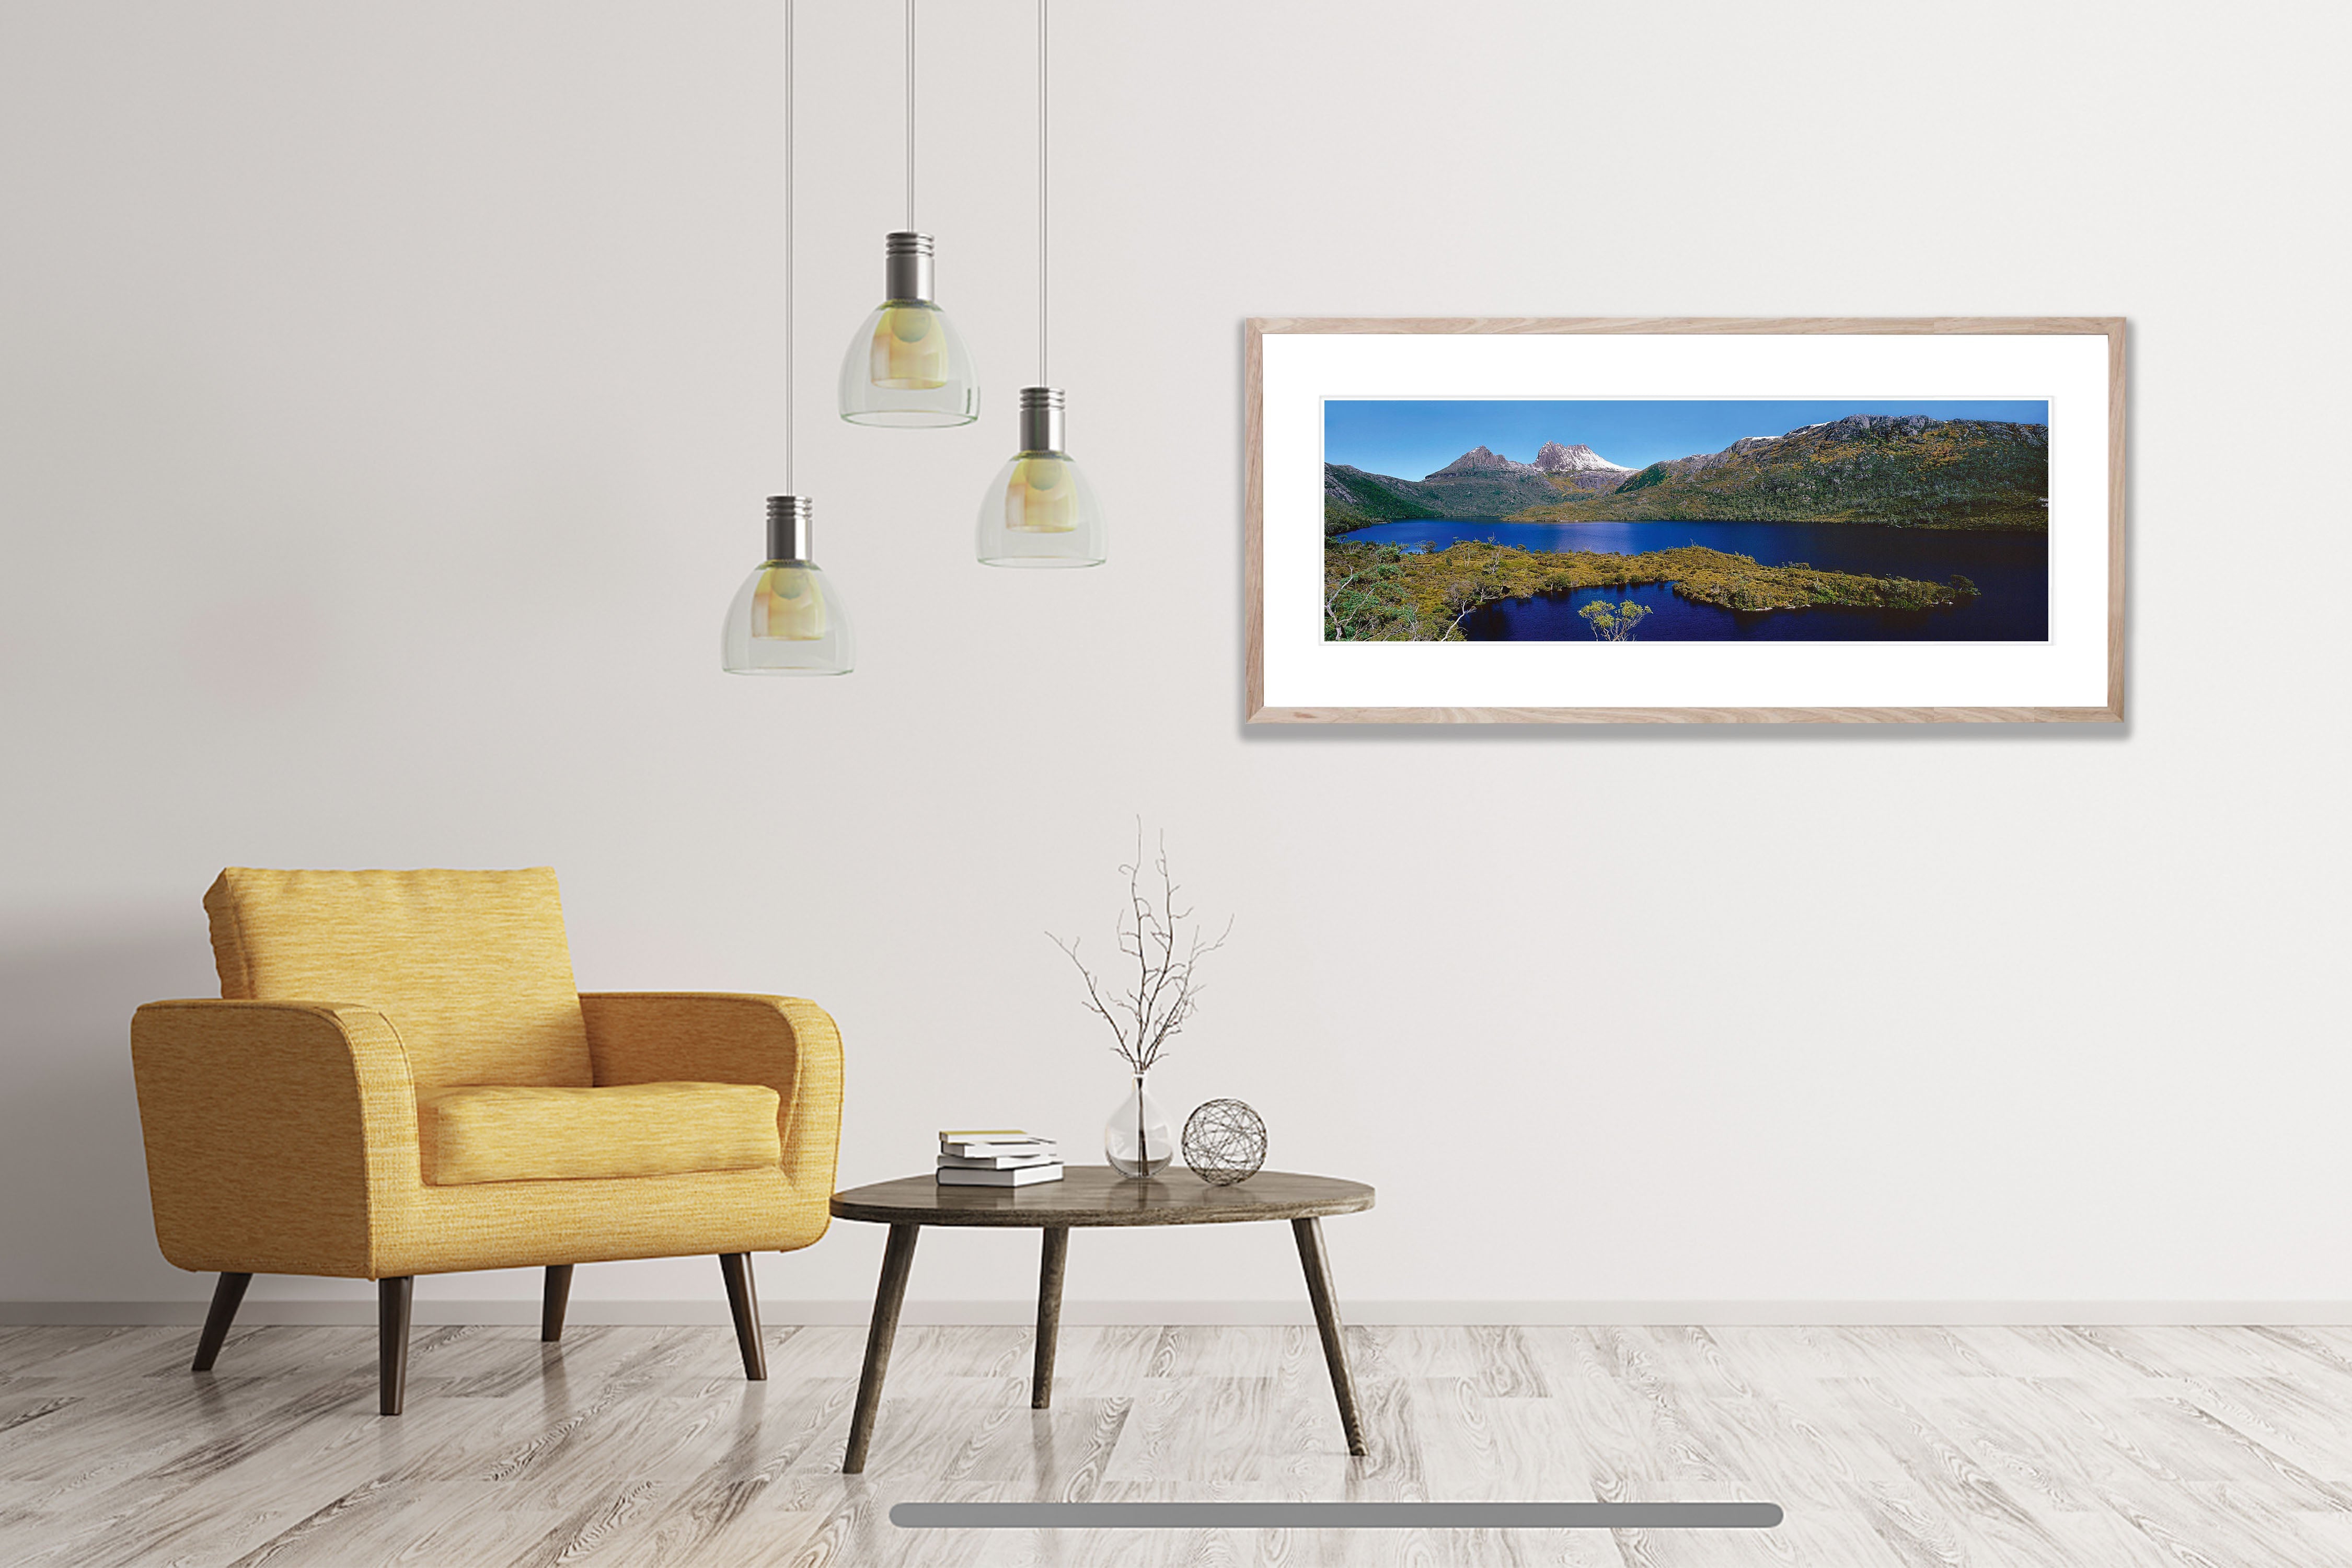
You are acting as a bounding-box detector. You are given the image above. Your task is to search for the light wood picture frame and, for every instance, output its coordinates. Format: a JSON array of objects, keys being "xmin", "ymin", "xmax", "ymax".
[{"xmin": 1244, "ymin": 317, "xmax": 2125, "ymax": 724}]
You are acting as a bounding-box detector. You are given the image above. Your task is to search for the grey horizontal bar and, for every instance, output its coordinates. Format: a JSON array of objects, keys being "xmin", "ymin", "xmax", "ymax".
[{"xmin": 891, "ymin": 1502, "xmax": 1783, "ymax": 1530}]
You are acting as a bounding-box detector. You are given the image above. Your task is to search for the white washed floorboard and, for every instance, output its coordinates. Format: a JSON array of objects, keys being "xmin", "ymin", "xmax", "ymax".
[
  {"xmin": 8, "ymin": 1324, "xmax": 2352, "ymax": 1564},
  {"xmin": 1047, "ymin": 1327, "xmax": 1163, "ymax": 1400}
]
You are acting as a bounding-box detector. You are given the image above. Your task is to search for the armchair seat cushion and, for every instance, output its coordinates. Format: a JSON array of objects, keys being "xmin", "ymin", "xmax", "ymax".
[{"xmin": 417, "ymin": 1082, "xmax": 782, "ymax": 1186}]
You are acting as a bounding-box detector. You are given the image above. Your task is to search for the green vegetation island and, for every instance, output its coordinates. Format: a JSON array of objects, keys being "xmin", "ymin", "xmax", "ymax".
[
  {"xmin": 1325, "ymin": 538, "xmax": 1978, "ymax": 642},
  {"xmin": 1324, "ymin": 413, "xmax": 2048, "ymax": 535}
]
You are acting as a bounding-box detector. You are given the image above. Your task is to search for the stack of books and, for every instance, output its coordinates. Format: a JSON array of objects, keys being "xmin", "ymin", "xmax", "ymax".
[{"xmin": 936, "ymin": 1129, "xmax": 1063, "ymax": 1186}]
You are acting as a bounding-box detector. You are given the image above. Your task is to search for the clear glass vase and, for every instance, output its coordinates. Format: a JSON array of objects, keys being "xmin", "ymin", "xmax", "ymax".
[{"xmin": 1103, "ymin": 1073, "xmax": 1173, "ymax": 1178}]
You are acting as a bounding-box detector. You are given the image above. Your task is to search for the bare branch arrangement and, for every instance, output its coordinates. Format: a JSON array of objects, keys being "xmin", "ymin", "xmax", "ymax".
[{"xmin": 1050, "ymin": 825, "xmax": 1232, "ymax": 1076}]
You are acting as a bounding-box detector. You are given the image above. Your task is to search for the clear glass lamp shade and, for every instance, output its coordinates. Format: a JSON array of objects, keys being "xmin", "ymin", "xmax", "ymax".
[
  {"xmin": 837, "ymin": 302, "xmax": 979, "ymax": 426},
  {"xmin": 721, "ymin": 561, "xmax": 855, "ymax": 675},
  {"xmin": 975, "ymin": 451, "xmax": 1105, "ymax": 567}
]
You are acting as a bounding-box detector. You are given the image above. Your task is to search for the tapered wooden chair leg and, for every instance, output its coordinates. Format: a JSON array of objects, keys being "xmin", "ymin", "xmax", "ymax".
[
  {"xmin": 192, "ymin": 1272, "xmax": 252, "ymax": 1372},
  {"xmin": 719, "ymin": 1254, "xmax": 766, "ymax": 1381},
  {"xmin": 541, "ymin": 1264, "xmax": 574, "ymax": 1342},
  {"xmin": 378, "ymin": 1276, "xmax": 413, "ymax": 1416}
]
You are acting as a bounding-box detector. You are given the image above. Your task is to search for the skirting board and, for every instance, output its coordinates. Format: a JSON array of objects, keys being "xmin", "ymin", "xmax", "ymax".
[{"xmin": 15, "ymin": 1300, "xmax": 2352, "ymax": 1328}]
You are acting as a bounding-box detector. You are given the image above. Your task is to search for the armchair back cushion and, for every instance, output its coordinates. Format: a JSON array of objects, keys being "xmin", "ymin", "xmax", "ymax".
[{"xmin": 203, "ymin": 868, "xmax": 592, "ymax": 1091}]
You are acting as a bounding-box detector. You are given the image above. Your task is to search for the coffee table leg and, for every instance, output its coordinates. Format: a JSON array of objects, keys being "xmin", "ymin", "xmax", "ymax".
[
  {"xmin": 843, "ymin": 1223, "xmax": 920, "ymax": 1474},
  {"xmin": 1032, "ymin": 1226, "xmax": 1069, "ymax": 1409},
  {"xmin": 1293, "ymin": 1217, "xmax": 1368, "ymax": 1457}
]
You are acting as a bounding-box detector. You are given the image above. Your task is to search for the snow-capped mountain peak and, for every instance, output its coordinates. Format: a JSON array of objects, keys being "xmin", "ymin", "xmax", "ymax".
[{"xmin": 1534, "ymin": 440, "xmax": 1631, "ymax": 474}]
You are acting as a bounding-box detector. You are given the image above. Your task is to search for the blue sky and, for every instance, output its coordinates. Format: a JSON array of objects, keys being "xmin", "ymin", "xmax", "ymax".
[{"xmin": 1325, "ymin": 399, "xmax": 2051, "ymax": 481}]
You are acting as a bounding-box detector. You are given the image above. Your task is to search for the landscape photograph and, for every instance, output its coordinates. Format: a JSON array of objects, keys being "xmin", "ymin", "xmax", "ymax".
[{"xmin": 1322, "ymin": 398, "xmax": 2051, "ymax": 642}]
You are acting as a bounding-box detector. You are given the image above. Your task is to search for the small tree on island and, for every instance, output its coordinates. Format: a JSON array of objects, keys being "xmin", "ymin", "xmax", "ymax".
[
  {"xmin": 1580, "ymin": 599, "xmax": 1652, "ymax": 641},
  {"xmin": 1438, "ymin": 579, "xmax": 1486, "ymax": 641}
]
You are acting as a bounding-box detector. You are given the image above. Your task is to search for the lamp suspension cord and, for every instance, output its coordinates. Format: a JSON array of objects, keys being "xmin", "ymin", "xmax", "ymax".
[
  {"xmin": 783, "ymin": 0, "xmax": 795, "ymax": 494},
  {"xmin": 1037, "ymin": 0, "xmax": 1049, "ymax": 387},
  {"xmin": 905, "ymin": 0, "xmax": 915, "ymax": 231}
]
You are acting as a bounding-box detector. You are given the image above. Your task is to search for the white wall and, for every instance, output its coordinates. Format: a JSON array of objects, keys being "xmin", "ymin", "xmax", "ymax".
[{"xmin": 3, "ymin": 0, "xmax": 2347, "ymax": 1322}]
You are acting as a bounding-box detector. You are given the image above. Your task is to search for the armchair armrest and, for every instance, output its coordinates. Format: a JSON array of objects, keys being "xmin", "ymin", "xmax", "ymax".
[
  {"xmin": 129, "ymin": 999, "xmax": 419, "ymax": 1278},
  {"xmin": 579, "ymin": 993, "xmax": 843, "ymax": 1201}
]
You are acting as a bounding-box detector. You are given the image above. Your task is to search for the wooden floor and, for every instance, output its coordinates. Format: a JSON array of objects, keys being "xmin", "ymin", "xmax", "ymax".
[{"xmin": 6, "ymin": 1321, "xmax": 2352, "ymax": 1565}]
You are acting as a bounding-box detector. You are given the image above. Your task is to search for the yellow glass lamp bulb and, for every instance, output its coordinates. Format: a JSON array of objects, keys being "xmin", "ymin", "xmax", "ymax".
[
  {"xmin": 868, "ymin": 305, "xmax": 948, "ymax": 390},
  {"xmin": 1005, "ymin": 456, "xmax": 1078, "ymax": 533},
  {"xmin": 752, "ymin": 566, "xmax": 828, "ymax": 640}
]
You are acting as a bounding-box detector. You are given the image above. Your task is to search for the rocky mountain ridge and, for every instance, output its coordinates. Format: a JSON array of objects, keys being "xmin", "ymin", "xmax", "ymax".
[
  {"xmin": 1325, "ymin": 413, "xmax": 2048, "ymax": 533},
  {"xmin": 1425, "ymin": 441, "xmax": 1634, "ymax": 481},
  {"xmin": 1531, "ymin": 415, "xmax": 2048, "ymax": 528},
  {"xmin": 1429, "ymin": 445, "xmax": 1542, "ymax": 478}
]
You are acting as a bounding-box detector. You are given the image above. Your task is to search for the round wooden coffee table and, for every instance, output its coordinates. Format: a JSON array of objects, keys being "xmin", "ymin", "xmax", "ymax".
[{"xmin": 828, "ymin": 1166, "xmax": 1375, "ymax": 1473}]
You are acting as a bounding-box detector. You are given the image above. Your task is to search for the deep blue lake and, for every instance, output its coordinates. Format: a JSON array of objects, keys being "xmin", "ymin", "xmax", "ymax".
[{"xmin": 1334, "ymin": 518, "xmax": 2048, "ymax": 642}]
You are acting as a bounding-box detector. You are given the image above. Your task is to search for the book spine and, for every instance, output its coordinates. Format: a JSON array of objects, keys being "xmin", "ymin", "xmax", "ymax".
[{"xmin": 935, "ymin": 1163, "xmax": 1065, "ymax": 1186}]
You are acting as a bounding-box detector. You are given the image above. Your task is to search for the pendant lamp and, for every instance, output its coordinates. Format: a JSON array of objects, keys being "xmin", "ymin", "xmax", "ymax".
[
  {"xmin": 724, "ymin": 0, "xmax": 854, "ymax": 675},
  {"xmin": 977, "ymin": 0, "xmax": 1103, "ymax": 567},
  {"xmin": 838, "ymin": 1, "xmax": 978, "ymax": 428}
]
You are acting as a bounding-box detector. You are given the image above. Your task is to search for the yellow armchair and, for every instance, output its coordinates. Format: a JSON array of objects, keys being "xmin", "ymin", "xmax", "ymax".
[{"xmin": 129, "ymin": 868, "xmax": 844, "ymax": 1414}]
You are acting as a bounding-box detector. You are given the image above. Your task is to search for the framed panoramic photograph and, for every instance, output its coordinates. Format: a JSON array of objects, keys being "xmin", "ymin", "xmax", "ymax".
[{"xmin": 1244, "ymin": 318, "xmax": 2125, "ymax": 723}]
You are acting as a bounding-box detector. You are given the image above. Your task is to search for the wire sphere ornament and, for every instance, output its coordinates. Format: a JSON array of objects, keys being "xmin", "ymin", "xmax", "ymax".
[{"xmin": 1182, "ymin": 1099, "xmax": 1266, "ymax": 1185}]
